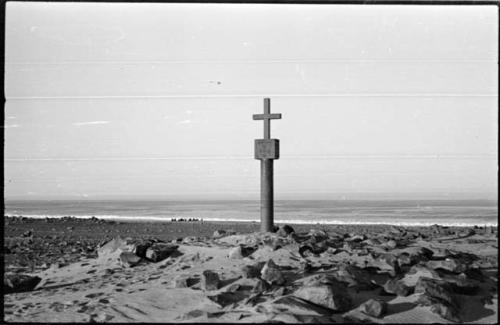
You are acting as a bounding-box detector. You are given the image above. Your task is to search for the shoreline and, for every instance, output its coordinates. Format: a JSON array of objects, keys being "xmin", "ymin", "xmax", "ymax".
[{"xmin": 4, "ymin": 214, "xmax": 498, "ymax": 227}]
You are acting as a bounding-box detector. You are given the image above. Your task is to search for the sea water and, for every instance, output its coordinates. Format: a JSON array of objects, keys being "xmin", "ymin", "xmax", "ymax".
[{"xmin": 4, "ymin": 199, "xmax": 497, "ymax": 227}]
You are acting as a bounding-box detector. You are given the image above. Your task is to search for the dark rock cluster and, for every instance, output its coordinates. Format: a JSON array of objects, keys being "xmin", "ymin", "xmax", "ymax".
[{"xmin": 197, "ymin": 224, "xmax": 496, "ymax": 323}]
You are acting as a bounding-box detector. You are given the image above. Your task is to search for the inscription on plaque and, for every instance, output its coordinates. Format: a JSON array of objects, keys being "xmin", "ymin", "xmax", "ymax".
[{"xmin": 255, "ymin": 139, "xmax": 279, "ymax": 159}]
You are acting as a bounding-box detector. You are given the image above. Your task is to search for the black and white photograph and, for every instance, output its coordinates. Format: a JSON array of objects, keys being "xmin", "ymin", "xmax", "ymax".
[{"xmin": 3, "ymin": 1, "xmax": 498, "ymax": 323}]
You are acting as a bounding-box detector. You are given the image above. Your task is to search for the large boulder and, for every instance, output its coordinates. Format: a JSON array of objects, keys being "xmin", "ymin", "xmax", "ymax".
[
  {"xmin": 132, "ymin": 240, "xmax": 154, "ymax": 259},
  {"xmin": 261, "ymin": 259, "xmax": 285, "ymax": 286},
  {"xmin": 414, "ymin": 277, "xmax": 456, "ymax": 306},
  {"xmin": 4, "ymin": 274, "xmax": 42, "ymax": 294},
  {"xmin": 201, "ymin": 270, "xmax": 220, "ymax": 291},
  {"xmin": 417, "ymin": 292, "xmax": 460, "ymax": 322},
  {"xmin": 145, "ymin": 243, "xmax": 179, "ymax": 262},
  {"xmin": 293, "ymin": 284, "xmax": 352, "ymax": 312},
  {"xmin": 97, "ymin": 236, "xmax": 134, "ymax": 258},
  {"xmin": 358, "ymin": 299, "xmax": 387, "ymax": 318}
]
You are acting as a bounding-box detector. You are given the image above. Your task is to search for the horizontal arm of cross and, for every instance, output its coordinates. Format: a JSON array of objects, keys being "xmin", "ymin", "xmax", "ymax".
[{"xmin": 253, "ymin": 113, "xmax": 282, "ymax": 120}]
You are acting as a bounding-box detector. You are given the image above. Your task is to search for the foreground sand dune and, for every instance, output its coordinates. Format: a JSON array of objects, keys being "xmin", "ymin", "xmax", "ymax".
[{"xmin": 3, "ymin": 223, "xmax": 497, "ymax": 323}]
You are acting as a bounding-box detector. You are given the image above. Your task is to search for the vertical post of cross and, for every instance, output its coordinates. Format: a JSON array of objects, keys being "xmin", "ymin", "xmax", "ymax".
[{"xmin": 253, "ymin": 98, "xmax": 282, "ymax": 232}]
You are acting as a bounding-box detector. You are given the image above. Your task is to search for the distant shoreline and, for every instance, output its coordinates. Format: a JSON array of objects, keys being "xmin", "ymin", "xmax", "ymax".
[{"xmin": 4, "ymin": 214, "xmax": 498, "ymax": 228}]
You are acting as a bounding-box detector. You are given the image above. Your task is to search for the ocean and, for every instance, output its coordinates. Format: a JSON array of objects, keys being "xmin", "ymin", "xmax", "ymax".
[{"xmin": 3, "ymin": 199, "xmax": 498, "ymax": 227}]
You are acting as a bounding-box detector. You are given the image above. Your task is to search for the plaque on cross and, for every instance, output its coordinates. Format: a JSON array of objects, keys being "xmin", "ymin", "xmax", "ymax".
[{"xmin": 253, "ymin": 98, "xmax": 282, "ymax": 232}]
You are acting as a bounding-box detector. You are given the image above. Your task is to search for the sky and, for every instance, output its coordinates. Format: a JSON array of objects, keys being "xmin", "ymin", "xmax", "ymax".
[{"xmin": 4, "ymin": 3, "xmax": 498, "ymax": 200}]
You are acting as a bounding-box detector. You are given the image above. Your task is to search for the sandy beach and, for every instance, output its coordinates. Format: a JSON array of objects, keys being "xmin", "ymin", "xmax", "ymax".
[{"xmin": 3, "ymin": 216, "xmax": 498, "ymax": 323}]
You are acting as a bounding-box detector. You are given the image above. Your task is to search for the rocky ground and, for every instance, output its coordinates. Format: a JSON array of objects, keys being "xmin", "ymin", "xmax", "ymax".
[{"xmin": 3, "ymin": 217, "xmax": 498, "ymax": 323}]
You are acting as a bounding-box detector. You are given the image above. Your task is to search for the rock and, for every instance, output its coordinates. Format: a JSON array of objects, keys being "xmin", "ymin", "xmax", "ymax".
[
  {"xmin": 300, "ymin": 262, "xmax": 313, "ymax": 274},
  {"xmin": 201, "ymin": 270, "xmax": 220, "ymax": 291},
  {"xmin": 430, "ymin": 247, "xmax": 453, "ymax": 258},
  {"xmin": 307, "ymin": 229, "xmax": 328, "ymax": 242},
  {"xmin": 242, "ymin": 264, "xmax": 262, "ymax": 279},
  {"xmin": 446, "ymin": 274, "xmax": 480, "ymax": 295},
  {"xmin": 252, "ymin": 279, "xmax": 271, "ymax": 293},
  {"xmin": 226, "ymin": 283, "xmax": 241, "ymax": 292},
  {"xmin": 396, "ymin": 246, "xmax": 433, "ymax": 266},
  {"xmin": 261, "ymin": 259, "xmax": 285, "ymax": 286},
  {"xmin": 414, "ymin": 277, "xmax": 456, "ymax": 306},
  {"xmin": 213, "ymin": 230, "xmax": 226, "ymax": 238},
  {"xmin": 261, "ymin": 237, "xmax": 285, "ymax": 251},
  {"xmin": 331, "ymin": 264, "xmax": 375, "ymax": 290},
  {"xmin": 298, "ymin": 245, "xmax": 315, "ymax": 258},
  {"xmin": 173, "ymin": 275, "xmax": 197, "ymax": 288},
  {"xmin": 426, "ymin": 258, "xmax": 467, "ymax": 274},
  {"xmin": 431, "ymin": 224, "xmax": 444, "ymax": 234},
  {"xmin": 365, "ymin": 253, "xmax": 400, "ymax": 277},
  {"xmin": 97, "ymin": 237, "xmax": 134, "ymax": 257},
  {"xmin": 363, "ymin": 238, "xmax": 382, "ymax": 246},
  {"xmin": 22, "ymin": 230, "xmax": 33, "ymax": 238},
  {"xmin": 293, "ymin": 285, "xmax": 352, "ymax": 312},
  {"xmin": 228, "ymin": 246, "xmax": 245, "ymax": 259},
  {"xmin": 397, "ymin": 253, "xmax": 413, "ymax": 267},
  {"xmin": 390, "ymin": 226, "xmax": 403, "ymax": 234},
  {"xmin": 343, "ymin": 241, "xmax": 363, "ymax": 252},
  {"xmin": 346, "ymin": 234, "xmax": 365, "ymax": 242},
  {"xmin": 145, "ymin": 243, "xmax": 179, "ymax": 262},
  {"xmin": 4, "ymin": 274, "xmax": 42, "ymax": 294},
  {"xmin": 273, "ymin": 295, "xmax": 336, "ymax": 315},
  {"xmin": 402, "ymin": 265, "xmax": 441, "ymax": 287},
  {"xmin": 182, "ymin": 236, "xmax": 197, "ymax": 243},
  {"xmin": 322, "ymin": 247, "xmax": 338, "ymax": 255},
  {"xmin": 276, "ymin": 225, "xmax": 295, "ymax": 237},
  {"xmin": 358, "ymin": 299, "xmax": 387, "ymax": 318},
  {"xmin": 244, "ymin": 292, "xmax": 263, "ymax": 306},
  {"xmin": 133, "ymin": 240, "xmax": 154, "ymax": 259},
  {"xmin": 119, "ymin": 252, "xmax": 142, "ymax": 267},
  {"xmin": 383, "ymin": 278, "xmax": 412, "ymax": 296},
  {"xmin": 385, "ymin": 240, "xmax": 397, "ymax": 249},
  {"xmin": 273, "ymin": 287, "xmax": 286, "ymax": 296},
  {"xmin": 207, "ymin": 291, "xmax": 245, "ymax": 307},
  {"xmin": 417, "ymin": 293, "xmax": 460, "ymax": 322},
  {"xmin": 228, "ymin": 245, "xmax": 255, "ymax": 259},
  {"xmin": 464, "ymin": 267, "xmax": 484, "ymax": 282},
  {"xmin": 459, "ymin": 228, "xmax": 476, "ymax": 237}
]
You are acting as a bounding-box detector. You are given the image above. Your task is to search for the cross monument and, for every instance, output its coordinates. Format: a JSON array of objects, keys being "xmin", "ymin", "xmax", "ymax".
[{"xmin": 253, "ymin": 98, "xmax": 282, "ymax": 232}]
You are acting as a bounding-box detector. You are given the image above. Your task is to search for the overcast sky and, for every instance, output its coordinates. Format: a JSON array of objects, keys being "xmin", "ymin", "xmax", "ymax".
[{"xmin": 4, "ymin": 3, "xmax": 498, "ymax": 200}]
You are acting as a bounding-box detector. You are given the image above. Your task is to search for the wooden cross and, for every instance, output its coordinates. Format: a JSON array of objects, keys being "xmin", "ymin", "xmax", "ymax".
[{"xmin": 253, "ymin": 98, "xmax": 282, "ymax": 139}]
